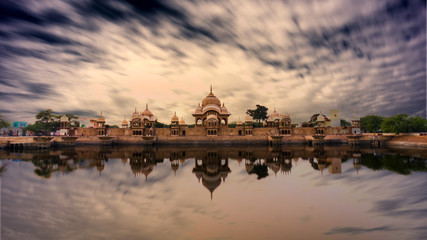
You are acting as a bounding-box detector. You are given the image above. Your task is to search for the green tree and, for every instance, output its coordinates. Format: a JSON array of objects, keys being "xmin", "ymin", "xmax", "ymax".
[
  {"xmin": 361, "ymin": 115, "xmax": 384, "ymax": 133},
  {"xmin": 381, "ymin": 114, "xmax": 408, "ymax": 133},
  {"xmin": 246, "ymin": 105, "xmax": 268, "ymax": 125},
  {"xmin": 0, "ymin": 113, "xmax": 11, "ymax": 128},
  {"xmin": 65, "ymin": 113, "xmax": 80, "ymax": 127},
  {"xmin": 25, "ymin": 110, "xmax": 82, "ymax": 135},
  {"xmin": 340, "ymin": 119, "xmax": 351, "ymax": 127},
  {"xmin": 381, "ymin": 114, "xmax": 427, "ymax": 133},
  {"xmin": 406, "ymin": 116, "xmax": 427, "ymax": 132},
  {"xmin": 24, "ymin": 123, "xmax": 45, "ymax": 134},
  {"xmin": 34, "ymin": 109, "xmax": 59, "ymax": 132}
]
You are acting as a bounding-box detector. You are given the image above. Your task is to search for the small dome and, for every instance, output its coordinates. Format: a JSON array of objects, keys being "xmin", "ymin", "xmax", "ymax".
[
  {"xmin": 171, "ymin": 112, "xmax": 179, "ymax": 122},
  {"xmin": 245, "ymin": 115, "xmax": 253, "ymax": 122},
  {"xmin": 237, "ymin": 117, "xmax": 243, "ymax": 125},
  {"xmin": 270, "ymin": 108, "xmax": 279, "ymax": 118},
  {"xmin": 60, "ymin": 115, "xmax": 68, "ymax": 122},
  {"xmin": 201, "ymin": 86, "xmax": 221, "ymax": 107},
  {"xmin": 179, "ymin": 117, "xmax": 186, "ymax": 125},
  {"xmin": 142, "ymin": 104, "xmax": 153, "ymax": 116},
  {"xmin": 132, "ymin": 108, "xmax": 140, "ymax": 118},
  {"xmin": 171, "ymin": 164, "xmax": 179, "ymax": 172},
  {"xmin": 122, "ymin": 119, "xmax": 128, "ymax": 125}
]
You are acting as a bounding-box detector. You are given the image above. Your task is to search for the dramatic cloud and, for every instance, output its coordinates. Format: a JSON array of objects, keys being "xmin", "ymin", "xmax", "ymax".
[{"xmin": 0, "ymin": 0, "xmax": 425, "ymax": 125}]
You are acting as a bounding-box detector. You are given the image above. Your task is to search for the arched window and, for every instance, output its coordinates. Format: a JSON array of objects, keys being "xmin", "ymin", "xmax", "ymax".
[{"xmin": 182, "ymin": 130, "xmax": 186, "ymax": 136}]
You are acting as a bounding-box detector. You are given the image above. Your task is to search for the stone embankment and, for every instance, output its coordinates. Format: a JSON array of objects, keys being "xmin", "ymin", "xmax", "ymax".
[{"xmin": 0, "ymin": 134, "xmax": 426, "ymax": 149}]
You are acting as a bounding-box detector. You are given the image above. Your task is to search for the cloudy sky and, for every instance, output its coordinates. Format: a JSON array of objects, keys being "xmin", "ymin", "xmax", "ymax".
[{"xmin": 0, "ymin": 0, "xmax": 425, "ymax": 125}]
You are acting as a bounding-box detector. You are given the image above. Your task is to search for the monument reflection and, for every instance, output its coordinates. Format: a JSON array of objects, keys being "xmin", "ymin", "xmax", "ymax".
[
  {"xmin": 2, "ymin": 145, "xmax": 426, "ymax": 182},
  {"xmin": 1, "ymin": 145, "xmax": 427, "ymax": 240}
]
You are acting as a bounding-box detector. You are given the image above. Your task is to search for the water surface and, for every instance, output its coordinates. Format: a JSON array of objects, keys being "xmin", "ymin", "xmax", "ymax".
[{"xmin": 1, "ymin": 146, "xmax": 427, "ymax": 240}]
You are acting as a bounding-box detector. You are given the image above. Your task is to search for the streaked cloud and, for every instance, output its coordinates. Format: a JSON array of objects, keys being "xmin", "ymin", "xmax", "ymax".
[{"xmin": 0, "ymin": 0, "xmax": 425, "ymax": 124}]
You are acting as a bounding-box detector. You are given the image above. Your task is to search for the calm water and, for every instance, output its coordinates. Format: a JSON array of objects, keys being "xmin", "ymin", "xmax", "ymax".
[{"xmin": 1, "ymin": 146, "xmax": 427, "ymax": 240}]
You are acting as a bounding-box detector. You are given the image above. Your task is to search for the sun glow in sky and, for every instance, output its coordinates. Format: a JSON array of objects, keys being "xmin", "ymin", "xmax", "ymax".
[{"xmin": 0, "ymin": 0, "xmax": 425, "ymax": 125}]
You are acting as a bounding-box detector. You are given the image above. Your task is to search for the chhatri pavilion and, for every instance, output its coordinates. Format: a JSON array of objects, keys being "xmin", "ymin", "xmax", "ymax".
[{"xmin": 192, "ymin": 86, "xmax": 231, "ymax": 135}]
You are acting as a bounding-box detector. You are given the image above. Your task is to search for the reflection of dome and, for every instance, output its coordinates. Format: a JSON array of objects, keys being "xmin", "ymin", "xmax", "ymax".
[
  {"xmin": 318, "ymin": 162, "xmax": 326, "ymax": 174},
  {"xmin": 202, "ymin": 87, "xmax": 221, "ymax": 107},
  {"xmin": 245, "ymin": 163, "xmax": 254, "ymax": 174},
  {"xmin": 202, "ymin": 175, "xmax": 221, "ymax": 195},
  {"xmin": 142, "ymin": 165, "xmax": 153, "ymax": 179},
  {"xmin": 96, "ymin": 164, "xmax": 105, "ymax": 173},
  {"xmin": 142, "ymin": 104, "xmax": 153, "ymax": 116},
  {"xmin": 207, "ymin": 164, "xmax": 219, "ymax": 174},
  {"xmin": 60, "ymin": 115, "xmax": 68, "ymax": 122},
  {"xmin": 268, "ymin": 162, "xmax": 280, "ymax": 175},
  {"xmin": 354, "ymin": 164, "xmax": 361, "ymax": 171},
  {"xmin": 179, "ymin": 117, "xmax": 186, "ymax": 125},
  {"xmin": 171, "ymin": 164, "xmax": 179, "ymax": 173},
  {"xmin": 280, "ymin": 160, "xmax": 292, "ymax": 174},
  {"xmin": 171, "ymin": 112, "xmax": 179, "ymax": 122},
  {"xmin": 245, "ymin": 115, "xmax": 253, "ymax": 122}
]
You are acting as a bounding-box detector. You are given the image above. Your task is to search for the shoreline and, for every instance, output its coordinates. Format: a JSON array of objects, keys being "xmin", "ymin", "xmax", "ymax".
[{"xmin": 1, "ymin": 134, "xmax": 426, "ymax": 149}]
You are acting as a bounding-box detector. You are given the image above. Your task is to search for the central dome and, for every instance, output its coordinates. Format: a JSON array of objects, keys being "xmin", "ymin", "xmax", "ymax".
[{"xmin": 201, "ymin": 87, "xmax": 221, "ymax": 107}]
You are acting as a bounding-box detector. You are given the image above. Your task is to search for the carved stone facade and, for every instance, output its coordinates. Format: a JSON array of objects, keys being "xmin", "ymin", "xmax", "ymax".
[
  {"xmin": 130, "ymin": 105, "xmax": 157, "ymax": 136},
  {"xmin": 192, "ymin": 86, "xmax": 231, "ymax": 136}
]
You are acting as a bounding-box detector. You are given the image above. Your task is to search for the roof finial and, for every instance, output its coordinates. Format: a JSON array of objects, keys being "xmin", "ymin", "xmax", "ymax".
[
  {"xmin": 100, "ymin": 111, "xmax": 103, "ymax": 116},
  {"xmin": 146, "ymin": 104, "xmax": 148, "ymax": 110},
  {"xmin": 210, "ymin": 84, "xmax": 212, "ymax": 93}
]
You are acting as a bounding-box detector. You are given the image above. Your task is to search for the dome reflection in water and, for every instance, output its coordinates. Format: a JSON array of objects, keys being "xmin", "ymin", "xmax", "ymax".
[{"xmin": 1, "ymin": 145, "xmax": 427, "ymax": 240}]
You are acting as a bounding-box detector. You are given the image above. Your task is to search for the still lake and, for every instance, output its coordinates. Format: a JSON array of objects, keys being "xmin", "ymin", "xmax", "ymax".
[{"xmin": 1, "ymin": 145, "xmax": 427, "ymax": 240}]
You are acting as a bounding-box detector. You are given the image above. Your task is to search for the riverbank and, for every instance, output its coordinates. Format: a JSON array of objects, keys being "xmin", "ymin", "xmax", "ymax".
[{"xmin": 1, "ymin": 134, "xmax": 426, "ymax": 149}]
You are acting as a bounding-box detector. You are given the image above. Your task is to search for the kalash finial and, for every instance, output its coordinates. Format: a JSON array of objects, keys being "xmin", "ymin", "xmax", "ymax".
[{"xmin": 210, "ymin": 84, "xmax": 212, "ymax": 93}]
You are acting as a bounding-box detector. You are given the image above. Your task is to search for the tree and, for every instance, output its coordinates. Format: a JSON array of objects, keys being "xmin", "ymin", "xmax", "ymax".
[
  {"xmin": 340, "ymin": 119, "xmax": 351, "ymax": 127},
  {"xmin": 65, "ymin": 113, "xmax": 80, "ymax": 127},
  {"xmin": 381, "ymin": 114, "xmax": 427, "ymax": 133},
  {"xmin": 0, "ymin": 113, "xmax": 11, "ymax": 128},
  {"xmin": 246, "ymin": 105, "xmax": 268, "ymax": 125},
  {"xmin": 406, "ymin": 116, "xmax": 427, "ymax": 132},
  {"xmin": 361, "ymin": 115, "xmax": 383, "ymax": 133},
  {"xmin": 25, "ymin": 110, "xmax": 81, "ymax": 135},
  {"xmin": 34, "ymin": 109, "xmax": 59, "ymax": 132},
  {"xmin": 381, "ymin": 114, "xmax": 408, "ymax": 133}
]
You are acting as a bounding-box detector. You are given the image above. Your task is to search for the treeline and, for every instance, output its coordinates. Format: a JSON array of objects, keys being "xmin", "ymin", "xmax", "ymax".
[
  {"xmin": 361, "ymin": 114, "xmax": 427, "ymax": 133},
  {"xmin": 25, "ymin": 109, "xmax": 80, "ymax": 134}
]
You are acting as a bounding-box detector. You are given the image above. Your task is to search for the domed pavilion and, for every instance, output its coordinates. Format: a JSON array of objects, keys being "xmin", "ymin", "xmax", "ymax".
[{"xmin": 192, "ymin": 86, "xmax": 231, "ymax": 136}]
